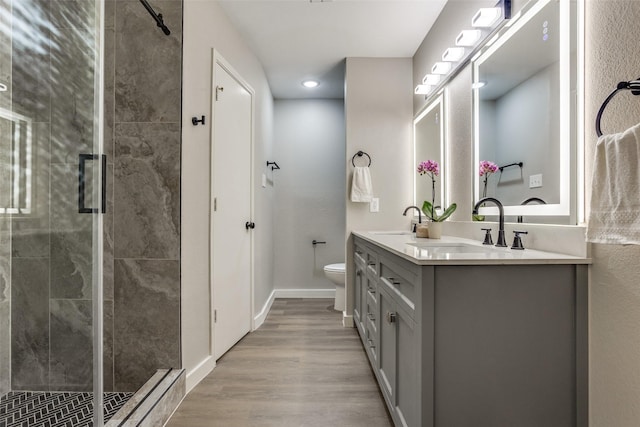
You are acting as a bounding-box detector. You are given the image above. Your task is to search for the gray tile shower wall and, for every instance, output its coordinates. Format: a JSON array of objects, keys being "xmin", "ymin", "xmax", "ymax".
[
  {"xmin": 4, "ymin": 0, "xmax": 182, "ymax": 394},
  {"xmin": 108, "ymin": 0, "xmax": 183, "ymax": 391}
]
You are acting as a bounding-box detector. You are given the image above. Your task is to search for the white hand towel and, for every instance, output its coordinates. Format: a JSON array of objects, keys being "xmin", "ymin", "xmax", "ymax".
[
  {"xmin": 587, "ymin": 122, "xmax": 640, "ymax": 244},
  {"xmin": 351, "ymin": 166, "xmax": 373, "ymax": 202}
]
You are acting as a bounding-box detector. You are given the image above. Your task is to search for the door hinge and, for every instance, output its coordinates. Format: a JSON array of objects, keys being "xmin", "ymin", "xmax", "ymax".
[
  {"xmin": 215, "ymin": 85, "xmax": 224, "ymax": 101},
  {"xmin": 214, "ymin": 197, "xmax": 217, "ymax": 212},
  {"xmin": 214, "ymin": 309, "xmax": 217, "ymax": 323}
]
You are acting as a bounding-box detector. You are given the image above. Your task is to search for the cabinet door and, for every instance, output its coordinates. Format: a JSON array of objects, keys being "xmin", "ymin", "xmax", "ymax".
[
  {"xmin": 395, "ymin": 306, "xmax": 418, "ymax": 427},
  {"xmin": 378, "ymin": 285, "xmax": 397, "ymax": 402}
]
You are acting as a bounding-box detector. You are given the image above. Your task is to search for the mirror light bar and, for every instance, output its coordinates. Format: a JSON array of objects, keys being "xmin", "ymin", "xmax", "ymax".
[
  {"xmin": 442, "ymin": 47, "xmax": 466, "ymax": 62},
  {"xmin": 422, "ymin": 74, "xmax": 440, "ymax": 85},
  {"xmin": 415, "ymin": 84, "xmax": 431, "ymax": 95},
  {"xmin": 431, "ymin": 62, "xmax": 452, "ymax": 75},
  {"xmin": 472, "ymin": 7, "xmax": 502, "ymax": 27},
  {"xmin": 456, "ymin": 29, "xmax": 482, "ymax": 46}
]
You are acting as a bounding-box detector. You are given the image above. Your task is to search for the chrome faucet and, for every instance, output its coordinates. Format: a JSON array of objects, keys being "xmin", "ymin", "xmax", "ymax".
[
  {"xmin": 403, "ymin": 206, "xmax": 422, "ymax": 232},
  {"xmin": 473, "ymin": 197, "xmax": 507, "ymax": 247}
]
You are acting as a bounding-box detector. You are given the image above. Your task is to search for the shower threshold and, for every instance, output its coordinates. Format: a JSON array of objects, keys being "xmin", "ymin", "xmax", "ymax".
[{"xmin": 0, "ymin": 368, "xmax": 185, "ymax": 427}]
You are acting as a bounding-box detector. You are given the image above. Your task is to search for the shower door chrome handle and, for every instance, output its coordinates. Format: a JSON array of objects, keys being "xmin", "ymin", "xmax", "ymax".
[{"xmin": 78, "ymin": 154, "xmax": 107, "ymax": 214}]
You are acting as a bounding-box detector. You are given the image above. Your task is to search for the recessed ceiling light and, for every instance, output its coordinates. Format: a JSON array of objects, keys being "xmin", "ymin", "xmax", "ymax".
[
  {"xmin": 431, "ymin": 62, "xmax": 452, "ymax": 75},
  {"xmin": 0, "ymin": 83, "xmax": 7, "ymax": 92},
  {"xmin": 456, "ymin": 30, "xmax": 482, "ymax": 47},
  {"xmin": 302, "ymin": 80, "xmax": 319, "ymax": 88},
  {"xmin": 414, "ymin": 85, "xmax": 431, "ymax": 95}
]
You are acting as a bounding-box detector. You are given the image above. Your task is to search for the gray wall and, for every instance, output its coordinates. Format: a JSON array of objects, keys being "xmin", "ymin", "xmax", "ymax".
[
  {"xmin": 273, "ymin": 99, "xmax": 346, "ymax": 291},
  {"xmin": 345, "ymin": 57, "xmax": 413, "ymax": 315},
  {"xmin": 104, "ymin": 0, "xmax": 182, "ymax": 391},
  {"xmin": 181, "ymin": 0, "xmax": 275, "ymax": 388},
  {"xmin": 585, "ymin": 1, "xmax": 640, "ymax": 425}
]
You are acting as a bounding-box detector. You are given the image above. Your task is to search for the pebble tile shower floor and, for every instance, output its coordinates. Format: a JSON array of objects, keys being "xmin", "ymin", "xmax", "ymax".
[{"xmin": 0, "ymin": 391, "xmax": 133, "ymax": 427}]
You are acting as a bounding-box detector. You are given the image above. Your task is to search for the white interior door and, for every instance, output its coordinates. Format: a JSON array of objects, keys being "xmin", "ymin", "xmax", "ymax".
[{"xmin": 211, "ymin": 55, "xmax": 253, "ymax": 360}]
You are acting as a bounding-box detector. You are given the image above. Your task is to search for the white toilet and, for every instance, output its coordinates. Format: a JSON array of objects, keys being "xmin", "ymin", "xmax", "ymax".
[{"xmin": 324, "ymin": 263, "xmax": 346, "ymax": 311}]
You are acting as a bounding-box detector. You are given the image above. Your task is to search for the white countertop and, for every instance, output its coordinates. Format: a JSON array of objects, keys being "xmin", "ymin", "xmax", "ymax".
[{"xmin": 353, "ymin": 231, "xmax": 592, "ymax": 266}]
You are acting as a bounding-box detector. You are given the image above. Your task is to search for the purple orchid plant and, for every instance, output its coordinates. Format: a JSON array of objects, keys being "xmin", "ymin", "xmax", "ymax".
[
  {"xmin": 417, "ymin": 160, "xmax": 456, "ymax": 222},
  {"xmin": 479, "ymin": 160, "xmax": 499, "ymax": 198}
]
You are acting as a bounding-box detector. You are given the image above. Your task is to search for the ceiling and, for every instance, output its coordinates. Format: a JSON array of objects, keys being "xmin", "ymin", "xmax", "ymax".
[{"xmin": 218, "ymin": 0, "xmax": 449, "ymax": 99}]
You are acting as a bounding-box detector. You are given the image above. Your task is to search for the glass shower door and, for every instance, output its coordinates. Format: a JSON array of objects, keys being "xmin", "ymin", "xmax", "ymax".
[{"xmin": 0, "ymin": 0, "xmax": 105, "ymax": 425}]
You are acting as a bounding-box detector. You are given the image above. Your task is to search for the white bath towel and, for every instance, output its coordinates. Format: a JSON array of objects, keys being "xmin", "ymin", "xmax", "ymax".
[
  {"xmin": 350, "ymin": 166, "xmax": 373, "ymax": 202},
  {"xmin": 587, "ymin": 122, "xmax": 640, "ymax": 244}
]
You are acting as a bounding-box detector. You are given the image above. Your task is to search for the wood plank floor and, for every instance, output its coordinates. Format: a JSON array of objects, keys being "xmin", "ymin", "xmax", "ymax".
[{"xmin": 167, "ymin": 299, "xmax": 393, "ymax": 427}]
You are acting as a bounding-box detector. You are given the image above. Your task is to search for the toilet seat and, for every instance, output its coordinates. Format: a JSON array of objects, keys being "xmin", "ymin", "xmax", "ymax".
[{"xmin": 324, "ymin": 263, "xmax": 345, "ymax": 273}]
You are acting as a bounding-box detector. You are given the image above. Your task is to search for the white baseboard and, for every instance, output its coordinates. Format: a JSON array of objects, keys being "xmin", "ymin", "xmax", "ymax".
[
  {"xmin": 253, "ymin": 289, "xmax": 276, "ymax": 330},
  {"xmin": 185, "ymin": 356, "xmax": 216, "ymax": 394},
  {"xmin": 273, "ymin": 288, "xmax": 336, "ymax": 299},
  {"xmin": 342, "ymin": 312, "xmax": 354, "ymax": 328}
]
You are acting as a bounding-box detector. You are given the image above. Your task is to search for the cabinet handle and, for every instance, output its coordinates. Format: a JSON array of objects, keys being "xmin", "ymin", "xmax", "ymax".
[
  {"xmin": 356, "ymin": 269, "xmax": 362, "ymax": 277},
  {"xmin": 367, "ymin": 288, "xmax": 376, "ymax": 296},
  {"xmin": 387, "ymin": 277, "xmax": 401, "ymax": 285},
  {"xmin": 367, "ymin": 339, "xmax": 375, "ymax": 349},
  {"xmin": 368, "ymin": 261, "xmax": 376, "ymax": 266},
  {"xmin": 386, "ymin": 311, "xmax": 397, "ymax": 323},
  {"xmin": 356, "ymin": 250, "xmax": 363, "ymax": 255},
  {"xmin": 367, "ymin": 313, "xmax": 375, "ymax": 321}
]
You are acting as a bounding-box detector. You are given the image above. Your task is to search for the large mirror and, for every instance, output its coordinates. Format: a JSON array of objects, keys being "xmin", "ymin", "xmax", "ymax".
[
  {"xmin": 473, "ymin": 0, "xmax": 579, "ymax": 224},
  {"xmin": 414, "ymin": 94, "xmax": 446, "ymax": 216}
]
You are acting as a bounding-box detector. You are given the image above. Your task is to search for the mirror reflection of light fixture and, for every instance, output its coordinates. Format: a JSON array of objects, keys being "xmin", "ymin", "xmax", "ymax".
[
  {"xmin": 442, "ymin": 47, "xmax": 466, "ymax": 62},
  {"xmin": 471, "ymin": 81, "xmax": 486, "ymax": 89},
  {"xmin": 432, "ymin": 62, "xmax": 452, "ymax": 75},
  {"xmin": 415, "ymin": 84, "xmax": 431, "ymax": 95},
  {"xmin": 456, "ymin": 30, "xmax": 482, "ymax": 46},
  {"xmin": 302, "ymin": 80, "xmax": 319, "ymax": 88},
  {"xmin": 422, "ymin": 74, "xmax": 440, "ymax": 85}
]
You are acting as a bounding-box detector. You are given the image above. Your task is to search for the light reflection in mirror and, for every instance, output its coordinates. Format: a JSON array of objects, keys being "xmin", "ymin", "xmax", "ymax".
[{"xmin": 414, "ymin": 93, "xmax": 446, "ymax": 216}]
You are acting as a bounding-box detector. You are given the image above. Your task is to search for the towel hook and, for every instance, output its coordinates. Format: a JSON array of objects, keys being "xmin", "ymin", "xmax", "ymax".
[
  {"xmin": 595, "ymin": 78, "xmax": 640, "ymax": 137},
  {"xmin": 351, "ymin": 151, "xmax": 372, "ymax": 167}
]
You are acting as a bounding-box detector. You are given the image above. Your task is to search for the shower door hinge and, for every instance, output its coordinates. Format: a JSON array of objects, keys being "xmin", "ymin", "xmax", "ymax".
[
  {"xmin": 214, "ymin": 197, "xmax": 217, "ymax": 211},
  {"xmin": 214, "ymin": 309, "xmax": 217, "ymax": 323}
]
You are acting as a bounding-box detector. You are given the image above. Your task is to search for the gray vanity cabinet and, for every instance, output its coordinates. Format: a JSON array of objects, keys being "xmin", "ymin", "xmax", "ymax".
[{"xmin": 351, "ymin": 235, "xmax": 588, "ymax": 427}]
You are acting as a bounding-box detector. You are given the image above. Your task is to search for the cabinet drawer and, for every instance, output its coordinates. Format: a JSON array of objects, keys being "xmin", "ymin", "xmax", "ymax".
[
  {"xmin": 365, "ymin": 253, "xmax": 379, "ymax": 279},
  {"xmin": 379, "ymin": 258, "xmax": 417, "ymax": 316}
]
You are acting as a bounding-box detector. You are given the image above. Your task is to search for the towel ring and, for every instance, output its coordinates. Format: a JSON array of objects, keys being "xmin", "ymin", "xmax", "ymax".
[
  {"xmin": 595, "ymin": 78, "xmax": 640, "ymax": 137},
  {"xmin": 351, "ymin": 151, "xmax": 372, "ymax": 167}
]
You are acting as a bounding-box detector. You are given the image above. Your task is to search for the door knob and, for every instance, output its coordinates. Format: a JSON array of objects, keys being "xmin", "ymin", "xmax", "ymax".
[{"xmin": 245, "ymin": 221, "xmax": 255, "ymax": 230}]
